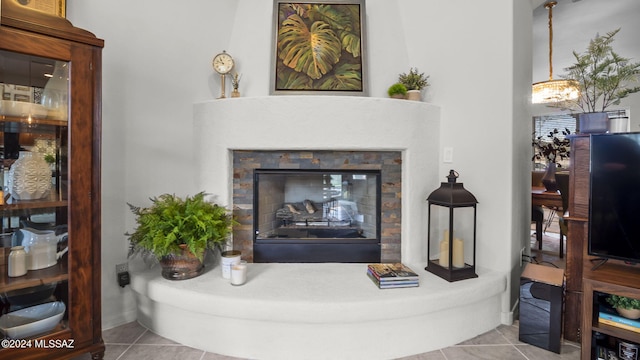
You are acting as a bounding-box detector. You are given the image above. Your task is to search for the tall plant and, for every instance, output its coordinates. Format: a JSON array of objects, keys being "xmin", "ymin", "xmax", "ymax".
[{"xmin": 563, "ymin": 29, "xmax": 640, "ymax": 113}]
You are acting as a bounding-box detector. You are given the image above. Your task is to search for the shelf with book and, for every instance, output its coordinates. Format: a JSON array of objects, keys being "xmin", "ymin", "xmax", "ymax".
[
  {"xmin": 582, "ymin": 265, "xmax": 640, "ymax": 360},
  {"xmin": 598, "ymin": 302, "xmax": 640, "ymax": 335}
]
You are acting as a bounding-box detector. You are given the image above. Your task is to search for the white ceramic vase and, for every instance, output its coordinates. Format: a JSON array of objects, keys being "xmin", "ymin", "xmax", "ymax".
[{"xmin": 8, "ymin": 151, "xmax": 52, "ymax": 200}]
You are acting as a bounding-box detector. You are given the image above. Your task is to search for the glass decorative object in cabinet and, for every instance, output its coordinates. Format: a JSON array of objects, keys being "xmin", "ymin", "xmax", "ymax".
[
  {"xmin": 40, "ymin": 61, "xmax": 69, "ymax": 120},
  {"xmin": 33, "ymin": 138, "xmax": 58, "ymax": 172}
]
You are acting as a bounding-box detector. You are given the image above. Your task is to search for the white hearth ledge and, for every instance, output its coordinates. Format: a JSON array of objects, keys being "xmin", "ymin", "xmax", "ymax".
[{"xmin": 131, "ymin": 261, "xmax": 507, "ymax": 360}]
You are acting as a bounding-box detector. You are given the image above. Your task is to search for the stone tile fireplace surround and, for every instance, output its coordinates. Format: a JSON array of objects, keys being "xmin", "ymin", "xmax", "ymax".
[
  {"xmin": 233, "ymin": 150, "xmax": 401, "ymax": 263},
  {"xmin": 128, "ymin": 97, "xmax": 508, "ymax": 360}
]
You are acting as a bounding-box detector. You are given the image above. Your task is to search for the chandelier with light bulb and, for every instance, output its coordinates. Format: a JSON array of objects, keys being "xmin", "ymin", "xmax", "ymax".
[{"xmin": 532, "ymin": 1, "xmax": 579, "ymax": 104}]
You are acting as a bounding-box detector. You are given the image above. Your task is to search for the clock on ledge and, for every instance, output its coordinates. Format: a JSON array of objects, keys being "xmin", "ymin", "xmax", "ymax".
[{"xmin": 212, "ymin": 51, "xmax": 234, "ymax": 98}]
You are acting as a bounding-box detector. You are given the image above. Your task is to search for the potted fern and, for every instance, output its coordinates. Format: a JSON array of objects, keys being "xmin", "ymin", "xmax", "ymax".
[
  {"xmin": 563, "ymin": 29, "xmax": 640, "ymax": 133},
  {"xmin": 398, "ymin": 67, "xmax": 429, "ymax": 101},
  {"xmin": 126, "ymin": 191, "xmax": 234, "ymax": 280},
  {"xmin": 606, "ymin": 294, "xmax": 640, "ymax": 320}
]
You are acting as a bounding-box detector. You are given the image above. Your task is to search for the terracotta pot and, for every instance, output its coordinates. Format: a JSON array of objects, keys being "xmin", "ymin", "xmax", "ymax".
[
  {"xmin": 617, "ymin": 307, "xmax": 640, "ymax": 320},
  {"xmin": 159, "ymin": 244, "xmax": 204, "ymax": 280},
  {"xmin": 406, "ymin": 90, "xmax": 422, "ymax": 101}
]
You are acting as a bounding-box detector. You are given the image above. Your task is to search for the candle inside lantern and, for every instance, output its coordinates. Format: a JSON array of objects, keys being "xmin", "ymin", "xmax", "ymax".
[
  {"xmin": 439, "ymin": 239, "xmax": 449, "ymax": 267},
  {"xmin": 439, "ymin": 230, "xmax": 451, "ymax": 267},
  {"xmin": 453, "ymin": 238, "xmax": 464, "ymax": 268}
]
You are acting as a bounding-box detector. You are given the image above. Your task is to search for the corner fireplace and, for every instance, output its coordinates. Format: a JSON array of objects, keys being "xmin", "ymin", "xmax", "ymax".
[
  {"xmin": 194, "ymin": 96, "xmax": 441, "ymax": 265},
  {"xmin": 253, "ymin": 169, "xmax": 381, "ymax": 262}
]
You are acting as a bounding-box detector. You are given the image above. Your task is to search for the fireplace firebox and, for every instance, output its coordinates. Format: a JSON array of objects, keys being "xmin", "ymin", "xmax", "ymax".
[{"xmin": 253, "ymin": 169, "xmax": 381, "ymax": 263}]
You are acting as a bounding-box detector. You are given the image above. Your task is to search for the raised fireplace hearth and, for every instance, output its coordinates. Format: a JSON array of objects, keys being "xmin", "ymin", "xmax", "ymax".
[{"xmin": 131, "ymin": 260, "xmax": 508, "ymax": 360}]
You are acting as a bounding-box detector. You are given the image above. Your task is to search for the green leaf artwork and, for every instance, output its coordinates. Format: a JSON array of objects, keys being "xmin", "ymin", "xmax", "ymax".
[{"xmin": 275, "ymin": 2, "xmax": 363, "ymax": 92}]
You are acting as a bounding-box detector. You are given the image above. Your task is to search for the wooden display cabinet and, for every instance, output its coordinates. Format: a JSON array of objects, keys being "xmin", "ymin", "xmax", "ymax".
[{"xmin": 0, "ymin": 0, "xmax": 104, "ymax": 359}]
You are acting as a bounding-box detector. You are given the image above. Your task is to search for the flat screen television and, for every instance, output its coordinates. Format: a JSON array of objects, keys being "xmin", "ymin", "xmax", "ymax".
[{"xmin": 589, "ymin": 132, "xmax": 640, "ymax": 265}]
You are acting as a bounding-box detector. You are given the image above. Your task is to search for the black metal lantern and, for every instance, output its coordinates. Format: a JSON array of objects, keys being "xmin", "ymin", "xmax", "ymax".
[{"xmin": 425, "ymin": 170, "xmax": 478, "ymax": 282}]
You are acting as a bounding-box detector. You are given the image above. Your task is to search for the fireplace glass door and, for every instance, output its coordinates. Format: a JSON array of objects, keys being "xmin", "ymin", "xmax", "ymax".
[{"xmin": 253, "ymin": 169, "xmax": 381, "ymax": 263}]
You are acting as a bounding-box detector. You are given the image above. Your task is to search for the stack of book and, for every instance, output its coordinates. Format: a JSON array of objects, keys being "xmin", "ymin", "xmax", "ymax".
[
  {"xmin": 367, "ymin": 263, "xmax": 419, "ymax": 289},
  {"xmin": 598, "ymin": 304, "xmax": 640, "ymax": 334}
]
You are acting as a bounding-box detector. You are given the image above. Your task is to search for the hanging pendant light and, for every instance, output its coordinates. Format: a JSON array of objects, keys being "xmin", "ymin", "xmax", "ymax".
[{"xmin": 532, "ymin": 1, "xmax": 579, "ymax": 104}]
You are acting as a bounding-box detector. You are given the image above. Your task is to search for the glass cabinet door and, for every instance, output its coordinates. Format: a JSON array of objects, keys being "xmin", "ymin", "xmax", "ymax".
[{"xmin": 0, "ymin": 49, "xmax": 70, "ymax": 339}]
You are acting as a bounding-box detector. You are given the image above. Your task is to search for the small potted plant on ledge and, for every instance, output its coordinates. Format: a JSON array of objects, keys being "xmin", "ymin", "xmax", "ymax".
[
  {"xmin": 606, "ymin": 294, "xmax": 640, "ymax": 320},
  {"xmin": 563, "ymin": 28, "xmax": 640, "ymax": 133},
  {"xmin": 387, "ymin": 82, "xmax": 407, "ymax": 99},
  {"xmin": 126, "ymin": 191, "xmax": 234, "ymax": 280},
  {"xmin": 230, "ymin": 72, "xmax": 241, "ymax": 98},
  {"xmin": 398, "ymin": 67, "xmax": 429, "ymax": 101},
  {"xmin": 532, "ymin": 128, "xmax": 571, "ymax": 192}
]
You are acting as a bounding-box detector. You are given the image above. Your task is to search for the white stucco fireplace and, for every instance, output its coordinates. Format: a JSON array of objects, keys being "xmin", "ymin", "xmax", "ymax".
[
  {"xmin": 193, "ymin": 95, "xmax": 441, "ymax": 263},
  {"xmin": 130, "ymin": 96, "xmax": 508, "ymax": 360}
]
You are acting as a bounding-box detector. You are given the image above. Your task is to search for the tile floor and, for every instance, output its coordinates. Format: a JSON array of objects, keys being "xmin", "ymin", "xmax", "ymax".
[
  {"xmin": 71, "ymin": 320, "xmax": 581, "ymax": 360},
  {"xmin": 72, "ymin": 216, "xmax": 578, "ymax": 360}
]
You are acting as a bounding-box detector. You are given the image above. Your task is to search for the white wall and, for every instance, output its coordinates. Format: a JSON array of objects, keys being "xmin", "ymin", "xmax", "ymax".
[
  {"xmin": 67, "ymin": 0, "xmax": 239, "ymax": 329},
  {"xmin": 512, "ymin": 0, "xmax": 536, "ymax": 318},
  {"xmin": 399, "ymin": 0, "xmax": 533, "ymax": 321},
  {"xmin": 66, "ymin": 0, "xmax": 533, "ymax": 329}
]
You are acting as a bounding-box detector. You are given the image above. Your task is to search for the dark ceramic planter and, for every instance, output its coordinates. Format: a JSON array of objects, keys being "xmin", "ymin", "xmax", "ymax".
[
  {"xmin": 541, "ymin": 162, "xmax": 557, "ymax": 192},
  {"xmin": 578, "ymin": 112, "xmax": 608, "ymax": 134},
  {"xmin": 159, "ymin": 244, "xmax": 204, "ymax": 280}
]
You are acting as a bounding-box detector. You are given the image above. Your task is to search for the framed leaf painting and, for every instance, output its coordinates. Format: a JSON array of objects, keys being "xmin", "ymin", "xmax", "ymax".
[{"xmin": 271, "ymin": 0, "xmax": 368, "ymax": 96}]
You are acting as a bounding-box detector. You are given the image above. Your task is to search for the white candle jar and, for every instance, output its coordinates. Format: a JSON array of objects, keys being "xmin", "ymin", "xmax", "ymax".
[
  {"xmin": 221, "ymin": 250, "xmax": 241, "ymax": 279},
  {"xmin": 230, "ymin": 263, "xmax": 247, "ymax": 286},
  {"xmin": 8, "ymin": 245, "xmax": 28, "ymax": 277}
]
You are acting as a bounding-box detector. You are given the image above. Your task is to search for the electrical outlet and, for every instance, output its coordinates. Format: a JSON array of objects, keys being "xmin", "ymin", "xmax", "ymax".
[
  {"xmin": 116, "ymin": 262, "xmax": 128, "ymax": 274},
  {"xmin": 116, "ymin": 263, "xmax": 130, "ymax": 288}
]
